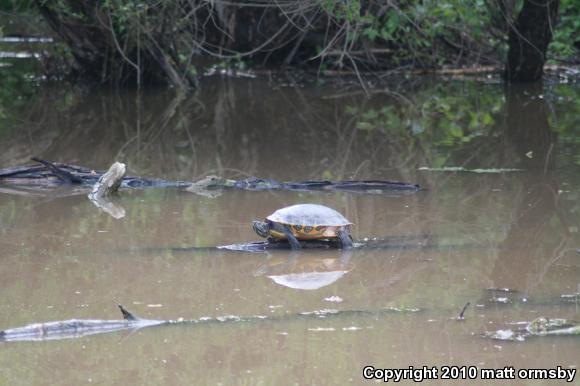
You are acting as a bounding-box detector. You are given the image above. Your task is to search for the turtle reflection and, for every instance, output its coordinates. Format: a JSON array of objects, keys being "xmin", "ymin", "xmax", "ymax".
[{"xmin": 254, "ymin": 251, "xmax": 353, "ymax": 290}]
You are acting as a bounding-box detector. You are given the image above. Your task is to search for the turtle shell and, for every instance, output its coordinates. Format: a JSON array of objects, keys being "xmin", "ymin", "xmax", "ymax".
[{"xmin": 266, "ymin": 204, "xmax": 352, "ymax": 240}]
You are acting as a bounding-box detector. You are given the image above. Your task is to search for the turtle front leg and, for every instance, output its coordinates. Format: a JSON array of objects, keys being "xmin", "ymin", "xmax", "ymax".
[
  {"xmin": 282, "ymin": 227, "xmax": 301, "ymax": 250},
  {"xmin": 337, "ymin": 230, "xmax": 353, "ymax": 249},
  {"xmin": 271, "ymin": 223, "xmax": 301, "ymax": 250}
]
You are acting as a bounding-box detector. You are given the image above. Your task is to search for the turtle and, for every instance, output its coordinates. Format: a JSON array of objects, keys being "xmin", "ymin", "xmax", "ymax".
[{"xmin": 252, "ymin": 204, "xmax": 353, "ymax": 250}]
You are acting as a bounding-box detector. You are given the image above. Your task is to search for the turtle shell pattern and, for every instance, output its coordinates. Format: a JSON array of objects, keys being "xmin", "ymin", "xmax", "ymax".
[{"xmin": 266, "ymin": 204, "xmax": 352, "ymax": 240}]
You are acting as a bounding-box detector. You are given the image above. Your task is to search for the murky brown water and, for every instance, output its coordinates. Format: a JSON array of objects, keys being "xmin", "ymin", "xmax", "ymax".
[{"xmin": 0, "ymin": 65, "xmax": 579, "ymax": 385}]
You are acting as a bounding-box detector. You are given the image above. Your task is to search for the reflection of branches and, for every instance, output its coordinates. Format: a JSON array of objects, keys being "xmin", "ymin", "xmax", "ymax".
[
  {"xmin": 489, "ymin": 82, "xmax": 576, "ymax": 294},
  {"xmin": 4, "ymin": 76, "xmax": 567, "ymax": 195}
]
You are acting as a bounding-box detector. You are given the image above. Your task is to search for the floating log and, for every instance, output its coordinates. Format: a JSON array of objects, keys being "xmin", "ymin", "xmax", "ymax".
[
  {"xmin": 3, "ymin": 300, "xmax": 578, "ymax": 343},
  {"xmin": 0, "ymin": 159, "xmax": 189, "ymax": 189},
  {"xmin": 0, "ymin": 304, "xmax": 422, "ymax": 343},
  {"xmin": 0, "ymin": 160, "xmax": 420, "ymax": 195}
]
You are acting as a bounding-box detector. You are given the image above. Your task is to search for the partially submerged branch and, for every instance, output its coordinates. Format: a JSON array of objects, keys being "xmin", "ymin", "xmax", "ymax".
[
  {"xmin": 88, "ymin": 162, "xmax": 127, "ymax": 219},
  {"xmin": 88, "ymin": 162, "xmax": 126, "ymax": 200}
]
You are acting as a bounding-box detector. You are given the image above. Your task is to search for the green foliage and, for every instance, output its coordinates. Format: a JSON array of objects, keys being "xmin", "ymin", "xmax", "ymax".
[
  {"xmin": 0, "ymin": 0, "xmax": 33, "ymax": 11},
  {"xmin": 320, "ymin": 0, "xmax": 577, "ymax": 67},
  {"xmin": 550, "ymin": 0, "xmax": 580, "ymax": 60},
  {"xmin": 322, "ymin": 0, "xmax": 362, "ymax": 24},
  {"xmin": 321, "ymin": 0, "xmax": 505, "ymax": 67},
  {"xmin": 3, "ymin": 0, "xmax": 579, "ymax": 86}
]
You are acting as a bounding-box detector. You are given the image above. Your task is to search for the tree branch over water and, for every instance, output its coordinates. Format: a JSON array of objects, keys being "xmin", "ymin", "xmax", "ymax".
[{"xmin": 29, "ymin": 0, "xmax": 577, "ymax": 88}]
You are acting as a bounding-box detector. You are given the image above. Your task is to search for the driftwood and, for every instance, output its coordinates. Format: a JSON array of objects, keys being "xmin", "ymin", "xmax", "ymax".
[
  {"xmin": 0, "ymin": 304, "xmax": 421, "ymax": 343},
  {"xmin": 0, "ymin": 159, "xmax": 420, "ymax": 196},
  {"xmin": 89, "ymin": 162, "xmax": 126, "ymax": 199},
  {"xmin": 485, "ymin": 317, "xmax": 580, "ymax": 342},
  {"xmin": 87, "ymin": 162, "xmax": 127, "ymax": 219},
  {"xmin": 0, "ymin": 159, "xmax": 189, "ymax": 189},
  {"xmin": 2, "ymin": 296, "xmax": 578, "ymax": 343}
]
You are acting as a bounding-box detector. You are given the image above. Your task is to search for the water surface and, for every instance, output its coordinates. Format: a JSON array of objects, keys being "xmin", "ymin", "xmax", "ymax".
[{"xmin": 0, "ymin": 67, "xmax": 579, "ymax": 384}]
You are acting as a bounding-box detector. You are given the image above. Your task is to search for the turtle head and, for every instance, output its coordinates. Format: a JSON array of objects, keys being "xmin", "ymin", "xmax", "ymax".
[{"xmin": 252, "ymin": 221, "xmax": 270, "ymax": 238}]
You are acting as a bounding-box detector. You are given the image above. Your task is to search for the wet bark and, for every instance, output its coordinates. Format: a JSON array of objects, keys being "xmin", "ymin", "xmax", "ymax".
[
  {"xmin": 88, "ymin": 162, "xmax": 127, "ymax": 218},
  {"xmin": 505, "ymin": 0, "xmax": 559, "ymax": 82}
]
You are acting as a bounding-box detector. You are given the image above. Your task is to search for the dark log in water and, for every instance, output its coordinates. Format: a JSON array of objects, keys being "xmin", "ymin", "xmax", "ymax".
[
  {"xmin": 0, "ymin": 159, "xmax": 189, "ymax": 188},
  {"xmin": 0, "ymin": 159, "xmax": 420, "ymax": 195},
  {"xmin": 213, "ymin": 236, "xmax": 434, "ymax": 252}
]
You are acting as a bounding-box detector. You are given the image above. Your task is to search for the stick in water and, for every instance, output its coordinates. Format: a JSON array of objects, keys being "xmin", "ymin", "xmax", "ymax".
[
  {"xmin": 89, "ymin": 162, "xmax": 126, "ymax": 199},
  {"xmin": 457, "ymin": 302, "xmax": 470, "ymax": 321},
  {"xmin": 31, "ymin": 157, "xmax": 82, "ymax": 184}
]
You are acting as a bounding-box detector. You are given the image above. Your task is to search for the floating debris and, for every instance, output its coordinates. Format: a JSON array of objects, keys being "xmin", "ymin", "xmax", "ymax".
[
  {"xmin": 300, "ymin": 309, "xmax": 340, "ymax": 317},
  {"xmin": 486, "ymin": 288, "xmax": 519, "ymax": 293},
  {"xmin": 488, "ymin": 297, "xmax": 511, "ymax": 304},
  {"xmin": 419, "ymin": 167, "xmax": 523, "ymax": 173},
  {"xmin": 457, "ymin": 302, "xmax": 470, "ymax": 321},
  {"xmin": 308, "ymin": 327, "xmax": 336, "ymax": 332},
  {"xmin": 485, "ymin": 317, "xmax": 580, "ymax": 341},
  {"xmin": 560, "ymin": 293, "xmax": 579, "ymax": 303},
  {"xmin": 342, "ymin": 326, "xmax": 363, "ymax": 331},
  {"xmin": 488, "ymin": 329, "xmax": 522, "ymax": 342},
  {"xmin": 386, "ymin": 307, "xmax": 422, "ymax": 313}
]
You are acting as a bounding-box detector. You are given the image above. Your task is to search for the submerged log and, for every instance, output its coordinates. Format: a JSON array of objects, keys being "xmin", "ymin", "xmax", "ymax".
[
  {"xmin": 0, "ymin": 305, "xmax": 163, "ymax": 342},
  {"xmin": 215, "ymin": 235, "xmax": 435, "ymax": 252},
  {"xmin": 0, "ymin": 160, "xmax": 420, "ymax": 195},
  {"xmin": 2, "ymin": 300, "xmax": 577, "ymax": 343},
  {"xmin": 0, "ymin": 304, "xmax": 421, "ymax": 343}
]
